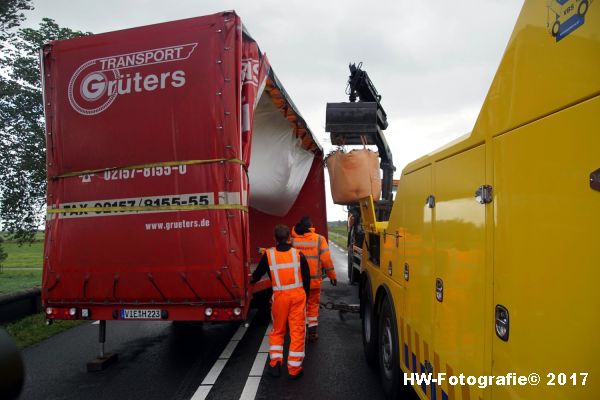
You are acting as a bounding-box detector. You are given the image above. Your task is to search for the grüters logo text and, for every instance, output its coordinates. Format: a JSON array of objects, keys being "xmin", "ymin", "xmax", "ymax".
[{"xmin": 68, "ymin": 43, "xmax": 198, "ymax": 115}]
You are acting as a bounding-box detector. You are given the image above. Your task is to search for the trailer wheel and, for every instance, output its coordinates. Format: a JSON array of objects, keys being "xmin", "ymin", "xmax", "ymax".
[
  {"xmin": 361, "ymin": 280, "xmax": 378, "ymax": 366},
  {"xmin": 379, "ymin": 296, "xmax": 403, "ymax": 399}
]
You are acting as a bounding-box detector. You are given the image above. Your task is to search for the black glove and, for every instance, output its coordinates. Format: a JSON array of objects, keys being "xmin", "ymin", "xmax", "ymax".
[{"xmin": 330, "ymin": 279, "xmax": 337, "ymax": 286}]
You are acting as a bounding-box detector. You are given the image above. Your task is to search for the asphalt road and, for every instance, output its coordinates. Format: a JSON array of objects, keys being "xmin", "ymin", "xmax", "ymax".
[{"xmin": 18, "ymin": 243, "xmax": 394, "ymax": 400}]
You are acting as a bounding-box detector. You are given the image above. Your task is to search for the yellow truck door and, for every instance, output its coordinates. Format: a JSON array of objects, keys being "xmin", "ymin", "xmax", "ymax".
[
  {"xmin": 398, "ymin": 165, "xmax": 435, "ymax": 395},
  {"xmin": 492, "ymin": 95, "xmax": 600, "ymax": 399},
  {"xmin": 433, "ymin": 145, "xmax": 487, "ymax": 400}
]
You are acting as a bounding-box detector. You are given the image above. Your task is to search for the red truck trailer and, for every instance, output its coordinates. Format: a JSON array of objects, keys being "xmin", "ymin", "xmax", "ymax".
[{"xmin": 41, "ymin": 11, "xmax": 326, "ymax": 328}]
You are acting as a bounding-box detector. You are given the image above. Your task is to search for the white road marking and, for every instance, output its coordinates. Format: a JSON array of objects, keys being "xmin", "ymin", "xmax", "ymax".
[
  {"xmin": 189, "ymin": 310, "xmax": 256, "ymax": 400},
  {"xmin": 200, "ymin": 359, "xmax": 228, "ymax": 385},
  {"xmin": 231, "ymin": 323, "xmax": 247, "ymax": 341},
  {"xmin": 92, "ymin": 320, "xmax": 99, "ymax": 325},
  {"xmin": 238, "ymin": 324, "xmax": 272, "ymax": 400},
  {"xmin": 249, "ymin": 353, "xmax": 269, "ymax": 376},
  {"xmin": 190, "ymin": 386, "xmax": 211, "ymax": 400},
  {"xmin": 258, "ymin": 335, "xmax": 269, "ymax": 353},
  {"xmin": 239, "ymin": 377, "xmax": 261, "ymax": 400},
  {"xmin": 219, "ymin": 339, "xmax": 240, "ymax": 359}
]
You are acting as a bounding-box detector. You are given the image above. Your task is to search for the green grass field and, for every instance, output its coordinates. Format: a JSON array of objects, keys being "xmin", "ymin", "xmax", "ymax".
[
  {"xmin": 0, "ymin": 269, "xmax": 42, "ymax": 295},
  {"xmin": 327, "ymin": 221, "xmax": 347, "ymax": 248},
  {"xmin": 3, "ymin": 313, "xmax": 82, "ymax": 350},
  {"xmin": 0, "ymin": 232, "xmax": 44, "ymax": 295},
  {"xmin": 1, "ymin": 232, "xmax": 44, "ymax": 269}
]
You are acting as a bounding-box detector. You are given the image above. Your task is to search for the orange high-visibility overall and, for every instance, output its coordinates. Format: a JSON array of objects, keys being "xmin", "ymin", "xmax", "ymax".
[
  {"xmin": 291, "ymin": 228, "xmax": 335, "ymax": 329},
  {"xmin": 266, "ymin": 247, "xmax": 307, "ymax": 376}
]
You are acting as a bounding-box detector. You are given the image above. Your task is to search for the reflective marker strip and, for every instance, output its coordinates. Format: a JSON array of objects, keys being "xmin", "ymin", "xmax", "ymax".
[
  {"xmin": 269, "ymin": 345, "xmax": 283, "ymax": 351},
  {"xmin": 272, "ymin": 282, "xmax": 303, "ymax": 291},
  {"xmin": 292, "ymin": 241, "xmax": 317, "ymax": 246},
  {"xmin": 54, "ymin": 157, "xmax": 245, "ymax": 179},
  {"xmin": 289, "ymin": 351, "xmax": 305, "ymax": 357},
  {"xmin": 269, "ymin": 248, "xmax": 302, "ymax": 291},
  {"xmin": 288, "ymin": 360, "xmax": 303, "ymax": 367},
  {"xmin": 270, "ymin": 353, "xmax": 283, "ymax": 359},
  {"xmin": 307, "ymin": 317, "xmax": 317, "ymax": 321}
]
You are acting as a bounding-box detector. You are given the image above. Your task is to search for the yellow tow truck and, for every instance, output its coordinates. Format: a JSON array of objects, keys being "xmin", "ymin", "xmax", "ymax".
[{"xmin": 326, "ymin": 1, "xmax": 599, "ymax": 399}]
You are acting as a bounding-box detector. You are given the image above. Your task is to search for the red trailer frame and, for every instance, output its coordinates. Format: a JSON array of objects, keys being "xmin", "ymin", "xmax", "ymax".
[{"xmin": 41, "ymin": 11, "xmax": 326, "ymax": 324}]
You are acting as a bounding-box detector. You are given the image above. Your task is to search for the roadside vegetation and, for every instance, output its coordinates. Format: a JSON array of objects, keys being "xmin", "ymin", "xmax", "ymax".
[
  {"xmin": 327, "ymin": 221, "xmax": 347, "ymax": 248},
  {"xmin": 0, "ymin": 232, "xmax": 43, "ymax": 295},
  {"xmin": 3, "ymin": 313, "xmax": 83, "ymax": 349}
]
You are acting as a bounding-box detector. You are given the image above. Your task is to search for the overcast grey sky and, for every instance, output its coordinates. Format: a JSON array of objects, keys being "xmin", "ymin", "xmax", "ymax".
[{"xmin": 22, "ymin": 0, "xmax": 524, "ymax": 221}]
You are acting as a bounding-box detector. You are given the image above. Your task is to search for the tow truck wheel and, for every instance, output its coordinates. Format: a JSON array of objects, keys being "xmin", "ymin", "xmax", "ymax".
[
  {"xmin": 551, "ymin": 21, "xmax": 560, "ymax": 36},
  {"xmin": 347, "ymin": 244, "xmax": 358, "ymax": 285},
  {"xmin": 378, "ymin": 296, "xmax": 403, "ymax": 399},
  {"xmin": 347, "ymin": 243, "xmax": 354, "ymax": 281},
  {"xmin": 361, "ymin": 280, "xmax": 378, "ymax": 366},
  {"xmin": 579, "ymin": 0, "xmax": 588, "ymax": 16}
]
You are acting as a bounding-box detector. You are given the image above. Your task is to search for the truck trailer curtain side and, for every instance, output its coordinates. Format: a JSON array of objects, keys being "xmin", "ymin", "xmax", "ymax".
[{"xmin": 41, "ymin": 11, "xmax": 325, "ymax": 322}]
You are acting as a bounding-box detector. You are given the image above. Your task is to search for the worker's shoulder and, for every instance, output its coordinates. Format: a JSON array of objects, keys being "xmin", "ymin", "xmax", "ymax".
[{"xmin": 315, "ymin": 232, "xmax": 328, "ymax": 243}]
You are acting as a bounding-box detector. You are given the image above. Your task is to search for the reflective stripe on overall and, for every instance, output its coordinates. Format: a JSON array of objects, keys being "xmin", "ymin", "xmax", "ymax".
[{"xmin": 266, "ymin": 247, "xmax": 306, "ymax": 376}]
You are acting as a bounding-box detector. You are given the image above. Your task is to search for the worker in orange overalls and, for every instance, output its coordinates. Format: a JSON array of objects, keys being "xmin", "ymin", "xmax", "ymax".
[
  {"xmin": 251, "ymin": 224, "xmax": 310, "ymax": 378},
  {"xmin": 291, "ymin": 216, "xmax": 336, "ymax": 342}
]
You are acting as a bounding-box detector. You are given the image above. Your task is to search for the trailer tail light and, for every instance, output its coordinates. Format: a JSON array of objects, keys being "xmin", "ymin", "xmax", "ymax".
[
  {"xmin": 205, "ymin": 307, "xmax": 213, "ymax": 317},
  {"xmin": 46, "ymin": 307, "xmax": 78, "ymax": 320},
  {"xmin": 495, "ymin": 305, "xmax": 509, "ymax": 341},
  {"xmin": 233, "ymin": 307, "xmax": 242, "ymax": 316}
]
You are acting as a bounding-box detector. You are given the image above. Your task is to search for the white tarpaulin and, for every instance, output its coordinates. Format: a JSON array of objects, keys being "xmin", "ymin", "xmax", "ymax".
[{"xmin": 248, "ymin": 94, "xmax": 314, "ymax": 216}]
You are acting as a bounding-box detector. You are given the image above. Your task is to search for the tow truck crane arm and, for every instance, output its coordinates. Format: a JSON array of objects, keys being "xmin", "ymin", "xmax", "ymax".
[{"xmin": 325, "ymin": 63, "xmax": 396, "ymax": 218}]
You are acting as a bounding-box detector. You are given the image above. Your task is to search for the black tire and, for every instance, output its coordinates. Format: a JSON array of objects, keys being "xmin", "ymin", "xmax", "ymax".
[
  {"xmin": 347, "ymin": 228, "xmax": 360, "ymax": 285},
  {"xmin": 348, "ymin": 244, "xmax": 358, "ymax": 285},
  {"xmin": 378, "ymin": 296, "xmax": 403, "ymax": 399},
  {"xmin": 361, "ymin": 280, "xmax": 378, "ymax": 366},
  {"xmin": 579, "ymin": 0, "xmax": 588, "ymax": 16},
  {"xmin": 347, "ymin": 244, "xmax": 353, "ymax": 281}
]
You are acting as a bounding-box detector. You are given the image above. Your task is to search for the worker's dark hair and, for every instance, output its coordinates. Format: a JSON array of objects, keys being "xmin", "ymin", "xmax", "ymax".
[
  {"xmin": 294, "ymin": 215, "xmax": 312, "ymax": 235},
  {"xmin": 274, "ymin": 224, "xmax": 290, "ymax": 243}
]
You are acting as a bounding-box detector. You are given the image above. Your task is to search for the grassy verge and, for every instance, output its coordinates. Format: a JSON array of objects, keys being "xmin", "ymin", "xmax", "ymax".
[
  {"xmin": 0, "ymin": 269, "xmax": 42, "ymax": 295},
  {"xmin": 1, "ymin": 232, "xmax": 44, "ymax": 269},
  {"xmin": 327, "ymin": 221, "xmax": 348, "ymax": 248},
  {"xmin": 3, "ymin": 313, "xmax": 83, "ymax": 349}
]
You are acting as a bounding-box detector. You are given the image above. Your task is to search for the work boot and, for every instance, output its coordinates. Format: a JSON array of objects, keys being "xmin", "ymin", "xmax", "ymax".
[
  {"xmin": 289, "ymin": 369, "xmax": 304, "ymax": 379},
  {"xmin": 267, "ymin": 363, "xmax": 281, "ymax": 378},
  {"xmin": 308, "ymin": 326, "xmax": 318, "ymax": 343}
]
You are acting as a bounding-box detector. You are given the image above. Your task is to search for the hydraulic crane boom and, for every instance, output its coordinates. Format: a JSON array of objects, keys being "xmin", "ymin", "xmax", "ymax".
[{"xmin": 325, "ymin": 63, "xmax": 396, "ymax": 218}]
